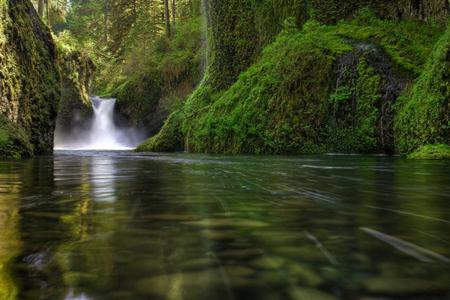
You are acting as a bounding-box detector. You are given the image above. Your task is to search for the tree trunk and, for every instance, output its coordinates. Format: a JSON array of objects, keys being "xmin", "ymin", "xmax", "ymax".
[
  {"xmin": 45, "ymin": 0, "xmax": 50, "ymax": 24},
  {"xmin": 164, "ymin": 0, "xmax": 171, "ymax": 37},
  {"xmin": 38, "ymin": 0, "xmax": 44, "ymax": 18},
  {"xmin": 171, "ymin": 0, "xmax": 176, "ymax": 30}
]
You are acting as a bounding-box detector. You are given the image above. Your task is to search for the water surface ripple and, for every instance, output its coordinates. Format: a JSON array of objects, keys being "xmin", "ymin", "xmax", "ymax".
[{"xmin": 0, "ymin": 151, "xmax": 449, "ymax": 300}]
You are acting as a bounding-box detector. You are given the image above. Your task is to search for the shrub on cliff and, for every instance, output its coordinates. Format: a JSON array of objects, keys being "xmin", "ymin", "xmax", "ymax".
[{"xmin": 395, "ymin": 24, "xmax": 450, "ymax": 153}]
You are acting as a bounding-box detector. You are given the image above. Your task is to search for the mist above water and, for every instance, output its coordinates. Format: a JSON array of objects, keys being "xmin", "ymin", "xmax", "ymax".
[{"xmin": 54, "ymin": 96, "xmax": 143, "ymax": 150}]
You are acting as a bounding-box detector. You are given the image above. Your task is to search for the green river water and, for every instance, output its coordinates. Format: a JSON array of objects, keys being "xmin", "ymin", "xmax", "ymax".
[{"xmin": 0, "ymin": 151, "xmax": 449, "ymax": 299}]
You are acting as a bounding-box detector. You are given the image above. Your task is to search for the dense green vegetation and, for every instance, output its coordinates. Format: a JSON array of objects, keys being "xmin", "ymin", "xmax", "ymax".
[
  {"xmin": 140, "ymin": 5, "xmax": 449, "ymax": 155},
  {"xmin": 395, "ymin": 24, "xmax": 450, "ymax": 153},
  {"xmin": 0, "ymin": 116, "xmax": 33, "ymax": 160},
  {"xmin": 50, "ymin": 0, "xmax": 204, "ymax": 133},
  {"xmin": 408, "ymin": 144, "xmax": 450, "ymax": 159},
  {"xmin": 185, "ymin": 21, "xmax": 352, "ymax": 154},
  {"xmin": 0, "ymin": 0, "xmax": 449, "ymax": 158},
  {"xmin": 112, "ymin": 15, "xmax": 203, "ymax": 132}
]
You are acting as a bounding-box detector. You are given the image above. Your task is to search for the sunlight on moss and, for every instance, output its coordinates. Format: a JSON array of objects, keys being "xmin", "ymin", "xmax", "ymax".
[
  {"xmin": 408, "ymin": 144, "xmax": 450, "ymax": 160},
  {"xmin": 138, "ymin": 9, "xmax": 447, "ymax": 155}
]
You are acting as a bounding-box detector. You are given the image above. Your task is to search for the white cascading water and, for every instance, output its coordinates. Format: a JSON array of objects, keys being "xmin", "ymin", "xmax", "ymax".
[
  {"xmin": 88, "ymin": 97, "xmax": 128, "ymax": 150},
  {"xmin": 54, "ymin": 96, "xmax": 142, "ymax": 150}
]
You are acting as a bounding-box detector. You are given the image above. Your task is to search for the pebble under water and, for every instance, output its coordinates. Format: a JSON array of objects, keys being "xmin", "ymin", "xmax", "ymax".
[{"xmin": 0, "ymin": 151, "xmax": 449, "ymax": 300}]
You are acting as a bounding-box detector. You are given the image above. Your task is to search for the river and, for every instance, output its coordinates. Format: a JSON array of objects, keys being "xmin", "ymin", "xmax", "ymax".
[{"xmin": 0, "ymin": 151, "xmax": 449, "ymax": 299}]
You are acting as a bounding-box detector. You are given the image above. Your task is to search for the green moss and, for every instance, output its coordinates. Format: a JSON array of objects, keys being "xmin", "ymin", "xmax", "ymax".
[
  {"xmin": 203, "ymin": 0, "xmax": 259, "ymax": 90},
  {"xmin": 115, "ymin": 74, "xmax": 162, "ymax": 128},
  {"xmin": 407, "ymin": 144, "xmax": 450, "ymax": 160},
  {"xmin": 182, "ymin": 21, "xmax": 351, "ymax": 154},
  {"xmin": 136, "ymin": 82, "xmax": 214, "ymax": 152},
  {"xmin": 1, "ymin": 0, "xmax": 61, "ymax": 156},
  {"xmin": 333, "ymin": 12, "xmax": 445, "ymax": 75},
  {"xmin": 325, "ymin": 55, "xmax": 384, "ymax": 153},
  {"xmin": 354, "ymin": 58, "xmax": 381, "ymax": 149},
  {"xmin": 61, "ymin": 51, "xmax": 95, "ymax": 107},
  {"xmin": 0, "ymin": 115, "xmax": 33, "ymax": 160},
  {"xmin": 329, "ymin": 86, "xmax": 352, "ymax": 103},
  {"xmin": 55, "ymin": 50, "xmax": 95, "ymax": 134},
  {"xmin": 138, "ymin": 4, "xmax": 447, "ymax": 154},
  {"xmin": 250, "ymin": 0, "xmax": 308, "ymax": 46},
  {"xmin": 309, "ymin": 0, "xmax": 449, "ymax": 24},
  {"xmin": 395, "ymin": 24, "xmax": 450, "ymax": 153},
  {"xmin": 135, "ymin": 110, "xmax": 184, "ymax": 152}
]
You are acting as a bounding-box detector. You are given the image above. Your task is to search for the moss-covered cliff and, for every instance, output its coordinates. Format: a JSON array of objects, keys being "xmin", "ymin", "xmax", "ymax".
[
  {"xmin": 201, "ymin": 0, "xmax": 449, "ymax": 91},
  {"xmin": 55, "ymin": 50, "xmax": 95, "ymax": 137},
  {"xmin": 395, "ymin": 24, "xmax": 450, "ymax": 153},
  {"xmin": 137, "ymin": 0, "xmax": 449, "ymax": 154},
  {"xmin": 0, "ymin": 0, "xmax": 60, "ymax": 159}
]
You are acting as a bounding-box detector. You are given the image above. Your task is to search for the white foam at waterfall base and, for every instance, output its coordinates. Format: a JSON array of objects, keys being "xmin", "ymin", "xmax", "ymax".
[{"xmin": 54, "ymin": 96, "xmax": 141, "ymax": 150}]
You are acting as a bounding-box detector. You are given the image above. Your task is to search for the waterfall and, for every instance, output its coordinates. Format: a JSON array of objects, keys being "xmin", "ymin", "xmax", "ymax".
[
  {"xmin": 87, "ymin": 97, "xmax": 127, "ymax": 150},
  {"xmin": 54, "ymin": 96, "xmax": 142, "ymax": 151}
]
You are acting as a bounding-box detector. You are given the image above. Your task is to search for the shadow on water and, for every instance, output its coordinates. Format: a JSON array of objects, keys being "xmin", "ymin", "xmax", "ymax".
[{"xmin": 0, "ymin": 152, "xmax": 448, "ymax": 299}]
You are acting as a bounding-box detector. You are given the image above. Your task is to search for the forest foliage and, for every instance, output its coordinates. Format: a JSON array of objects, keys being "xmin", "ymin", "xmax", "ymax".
[
  {"xmin": 139, "ymin": 3, "xmax": 449, "ymax": 156},
  {"xmin": 30, "ymin": 0, "xmax": 201, "ymax": 92},
  {"xmin": 26, "ymin": 0, "xmax": 450, "ymax": 157},
  {"xmin": 29, "ymin": 0, "xmax": 203, "ymax": 135}
]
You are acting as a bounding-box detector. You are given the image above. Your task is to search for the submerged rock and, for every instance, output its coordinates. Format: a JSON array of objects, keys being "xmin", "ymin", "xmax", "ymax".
[
  {"xmin": 287, "ymin": 263, "xmax": 324, "ymax": 287},
  {"xmin": 254, "ymin": 231, "xmax": 304, "ymax": 244},
  {"xmin": 134, "ymin": 269, "xmax": 254, "ymax": 299},
  {"xmin": 218, "ymin": 248, "xmax": 263, "ymax": 259},
  {"xmin": 320, "ymin": 266, "xmax": 340, "ymax": 282},
  {"xmin": 250, "ymin": 256, "xmax": 285, "ymax": 270},
  {"xmin": 184, "ymin": 218, "xmax": 268, "ymax": 228},
  {"xmin": 289, "ymin": 287, "xmax": 338, "ymax": 300},
  {"xmin": 135, "ymin": 272, "xmax": 208, "ymax": 298},
  {"xmin": 145, "ymin": 213, "xmax": 198, "ymax": 221},
  {"xmin": 63, "ymin": 271, "xmax": 98, "ymax": 287},
  {"xmin": 363, "ymin": 277, "xmax": 449, "ymax": 296},
  {"xmin": 275, "ymin": 246, "xmax": 329, "ymax": 263},
  {"xmin": 180, "ymin": 258, "xmax": 216, "ymax": 271},
  {"xmin": 223, "ymin": 265, "xmax": 255, "ymax": 277},
  {"xmin": 257, "ymin": 271, "xmax": 290, "ymax": 288},
  {"xmin": 105, "ymin": 290, "xmax": 135, "ymax": 300},
  {"xmin": 200, "ymin": 229, "xmax": 237, "ymax": 241}
]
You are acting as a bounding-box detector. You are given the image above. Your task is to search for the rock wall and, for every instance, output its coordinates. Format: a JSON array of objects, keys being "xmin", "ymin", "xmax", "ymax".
[
  {"xmin": 137, "ymin": 0, "xmax": 449, "ymax": 154},
  {"xmin": 56, "ymin": 51, "xmax": 95, "ymax": 135},
  {"xmin": 375, "ymin": 0, "xmax": 449, "ymax": 22},
  {"xmin": 204, "ymin": 0, "xmax": 449, "ymax": 90},
  {"xmin": 0, "ymin": 0, "xmax": 60, "ymax": 158}
]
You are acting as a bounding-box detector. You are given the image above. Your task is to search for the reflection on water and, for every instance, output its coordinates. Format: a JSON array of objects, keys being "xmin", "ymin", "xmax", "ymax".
[
  {"xmin": 0, "ymin": 166, "xmax": 22, "ymax": 300},
  {"xmin": 0, "ymin": 151, "xmax": 449, "ymax": 299},
  {"xmin": 88, "ymin": 156, "xmax": 117, "ymax": 203}
]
